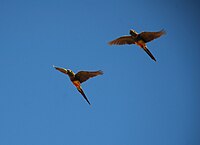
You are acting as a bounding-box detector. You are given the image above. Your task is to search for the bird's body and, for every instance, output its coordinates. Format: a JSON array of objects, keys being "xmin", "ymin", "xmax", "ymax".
[
  {"xmin": 109, "ymin": 29, "xmax": 166, "ymax": 61},
  {"xmin": 72, "ymin": 80, "xmax": 81, "ymax": 88},
  {"xmin": 53, "ymin": 66, "xmax": 103, "ymax": 105},
  {"xmin": 135, "ymin": 39, "xmax": 146, "ymax": 48}
]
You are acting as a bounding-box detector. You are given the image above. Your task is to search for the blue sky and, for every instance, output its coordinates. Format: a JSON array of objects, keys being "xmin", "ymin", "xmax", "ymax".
[{"xmin": 0, "ymin": 0, "xmax": 200, "ymax": 145}]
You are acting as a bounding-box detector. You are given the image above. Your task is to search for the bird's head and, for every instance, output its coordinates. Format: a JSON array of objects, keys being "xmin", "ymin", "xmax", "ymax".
[
  {"xmin": 129, "ymin": 29, "xmax": 138, "ymax": 37},
  {"xmin": 66, "ymin": 69, "xmax": 75, "ymax": 76}
]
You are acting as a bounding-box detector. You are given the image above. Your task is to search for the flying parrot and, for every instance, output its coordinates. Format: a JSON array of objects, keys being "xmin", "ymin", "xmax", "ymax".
[
  {"xmin": 53, "ymin": 66, "xmax": 103, "ymax": 105},
  {"xmin": 108, "ymin": 29, "xmax": 166, "ymax": 61}
]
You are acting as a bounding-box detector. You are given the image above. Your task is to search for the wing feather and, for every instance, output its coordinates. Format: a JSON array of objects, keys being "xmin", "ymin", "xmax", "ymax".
[
  {"xmin": 75, "ymin": 70, "xmax": 103, "ymax": 83},
  {"xmin": 139, "ymin": 29, "xmax": 166, "ymax": 43},
  {"xmin": 108, "ymin": 36, "xmax": 135, "ymax": 45},
  {"xmin": 53, "ymin": 66, "xmax": 68, "ymax": 74}
]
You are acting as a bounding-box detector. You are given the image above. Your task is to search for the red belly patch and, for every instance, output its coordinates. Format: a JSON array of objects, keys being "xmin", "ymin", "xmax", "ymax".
[
  {"xmin": 136, "ymin": 40, "xmax": 145, "ymax": 48},
  {"xmin": 73, "ymin": 81, "xmax": 81, "ymax": 87}
]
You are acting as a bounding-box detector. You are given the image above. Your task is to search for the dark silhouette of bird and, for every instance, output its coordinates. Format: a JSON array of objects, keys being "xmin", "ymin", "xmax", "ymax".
[
  {"xmin": 108, "ymin": 29, "xmax": 166, "ymax": 61},
  {"xmin": 53, "ymin": 65, "xmax": 103, "ymax": 105}
]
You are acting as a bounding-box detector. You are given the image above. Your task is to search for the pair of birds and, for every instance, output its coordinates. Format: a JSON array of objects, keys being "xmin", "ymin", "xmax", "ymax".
[{"xmin": 54, "ymin": 29, "xmax": 166, "ymax": 105}]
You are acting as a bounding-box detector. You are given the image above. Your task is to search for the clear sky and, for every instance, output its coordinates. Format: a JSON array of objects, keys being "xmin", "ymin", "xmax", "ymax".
[{"xmin": 0, "ymin": 0, "xmax": 200, "ymax": 145}]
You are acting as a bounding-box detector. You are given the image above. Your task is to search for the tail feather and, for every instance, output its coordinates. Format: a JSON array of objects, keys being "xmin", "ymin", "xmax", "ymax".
[
  {"xmin": 143, "ymin": 46, "xmax": 156, "ymax": 62},
  {"xmin": 77, "ymin": 87, "xmax": 91, "ymax": 105}
]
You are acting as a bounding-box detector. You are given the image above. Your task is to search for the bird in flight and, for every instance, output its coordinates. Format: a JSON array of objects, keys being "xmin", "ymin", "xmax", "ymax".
[
  {"xmin": 53, "ymin": 65, "xmax": 103, "ymax": 105},
  {"xmin": 108, "ymin": 29, "xmax": 166, "ymax": 61}
]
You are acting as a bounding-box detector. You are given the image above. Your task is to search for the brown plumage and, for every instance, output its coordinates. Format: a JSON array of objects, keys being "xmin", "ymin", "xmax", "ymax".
[
  {"xmin": 75, "ymin": 71, "xmax": 103, "ymax": 83},
  {"xmin": 139, "ymin": 30, "xmax": 166, "ymax": 43},
  {"xmin": 109, "ymin": 29, "xmax": 166, "ymax": 61},
  {"xmin": 109, "ymin": 36, "xmax": 136, "ymax": 45},
  {"xmin": 53, "ymin": 65, "xmax": 103, "ymax": 105}
]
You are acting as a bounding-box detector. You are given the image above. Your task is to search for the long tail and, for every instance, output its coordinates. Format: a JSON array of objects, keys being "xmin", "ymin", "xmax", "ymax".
[
  {"xmin": 77, "ymin": 87, "xmax": 91, "ymax": 105},
  {"xmin": 143, "ymin": 46, "xmax": 156, "ymax": 62}
]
